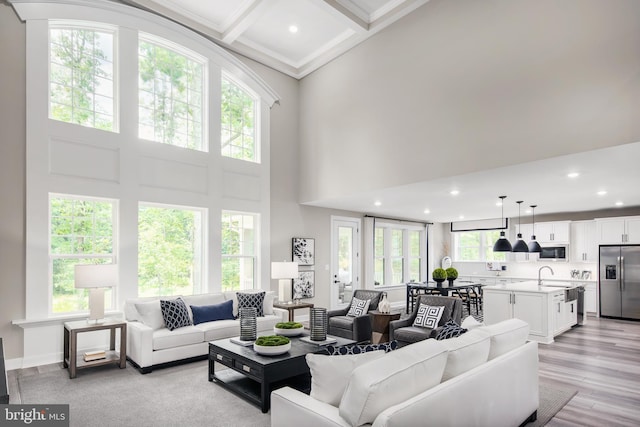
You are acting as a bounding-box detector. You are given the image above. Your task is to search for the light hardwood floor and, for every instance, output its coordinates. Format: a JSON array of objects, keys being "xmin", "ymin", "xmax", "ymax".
[
  {"xmin": 7, "ymin": 315, "xmax": 640, "ymax": 426},
  {"xmin": 540, "ymin": 315, "xmax": 640, "ymax": 426}
]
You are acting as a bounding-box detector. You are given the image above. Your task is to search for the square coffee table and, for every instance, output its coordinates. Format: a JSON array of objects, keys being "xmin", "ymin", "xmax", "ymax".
[{"xmin": 208, "ymin": 333, "xmax": 355, "ymax": 413}]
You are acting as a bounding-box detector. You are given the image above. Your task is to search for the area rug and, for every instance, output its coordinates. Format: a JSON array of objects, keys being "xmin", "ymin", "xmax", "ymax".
[
  {"xmin": 17, "ymin": 361, "xmax": 577, "ymax": 427},
  {"xmin": 527, "ymin": 382, "xmax": 578, "ymax": 426}
]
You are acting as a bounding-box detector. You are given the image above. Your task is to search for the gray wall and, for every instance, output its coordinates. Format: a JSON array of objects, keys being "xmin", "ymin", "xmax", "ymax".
[
  {"xmin": 298, "ymin": 0, "xmax": 640, "ymax": 203},
  {"xmin": 0, "ymin": 3, "xmax": 26, "ymax": 360}
]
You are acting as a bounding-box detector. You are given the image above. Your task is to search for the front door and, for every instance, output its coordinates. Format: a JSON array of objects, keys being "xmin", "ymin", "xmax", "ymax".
[{"xmin": 330, "ymin": 217, "xmax": 361, "ymax": 310}]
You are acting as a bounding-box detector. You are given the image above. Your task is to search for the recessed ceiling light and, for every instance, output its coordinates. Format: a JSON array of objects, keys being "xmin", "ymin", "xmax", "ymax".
[
  {"xmin": 495, "ymin": 201, "xmax": 503, "ymax": 207},
  {"xmin": 288, "ymin": 25, "xmax": 298, "ymax": 33},
  {"xmin": 374, "ymin": 201, "xmax": 382, "ymax": 207},
  {"xmin": 615, "ymin": 201, "xmax": 624, "ymax": 207},
  {"xmin": 597, "ymin": 190, "xmax": 607, "ymax": 196},
  {"xmin": 423, "ymin": 209, "xmax": 430, "ymax": 214},
  {"xmin": 459, "ymin": 215, "xmax": 465, "ymax": 220},
  {"xmin": 450, "ymin": 190, "xmax": 460, "ymax": 196},
  {"xmin": 567, "ymin": 172, "xmax": 580, "ymax": 178},
  {"xmin": 525, "ymin": 209, "xmax": 532, "ymax": 214}
]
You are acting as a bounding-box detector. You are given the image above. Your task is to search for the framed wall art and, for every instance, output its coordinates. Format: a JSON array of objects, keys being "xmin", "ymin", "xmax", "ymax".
[
  {"xmin": 292, "ymin": 237, "xmax": 315, "ymax": 266},
  {"xmin": 293, "ymin": 271, "xmax": 315, "ymax": 299}
]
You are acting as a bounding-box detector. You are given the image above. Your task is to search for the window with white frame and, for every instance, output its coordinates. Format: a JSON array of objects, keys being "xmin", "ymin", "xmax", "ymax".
[
  {"xmin": 138, "ymin": 204, "xmax": 204, "ymax": 297},
  {"xmin": 138, "ymin": 34, "xmax": 206, "ymax": 151},
  {"xmin": 453, "ymin": 230, "xmax": 507, "ymax": 262},
  {"xmin": 221, "ymin": 76, "xmax": 258, "ymax": 162},
  {"xmin": 374, "ymin": 224, "xmax": 424, "ymax": 286},
  {"xmin": 49, "ymin": 23, "xmax": 116, "ymax": 131},
  {"xmin": 49, "ymin": 194, "xmax": 116, "ymax": 314},
  {"xmin": 221, "ymin": 212, "xmax": 258, "ymax": 291}
]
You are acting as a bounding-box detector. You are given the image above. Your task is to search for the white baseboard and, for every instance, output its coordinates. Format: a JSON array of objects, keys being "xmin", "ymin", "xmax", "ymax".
[{"xmin": 5, "ymin": 357, "xmax": 24, "ymax": 371}]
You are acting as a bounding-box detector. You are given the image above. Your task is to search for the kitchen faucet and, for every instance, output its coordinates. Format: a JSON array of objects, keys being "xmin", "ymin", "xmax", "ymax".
[{"xmin": 538, "ymin": 266, "xmax": 554, "ymax": 285}]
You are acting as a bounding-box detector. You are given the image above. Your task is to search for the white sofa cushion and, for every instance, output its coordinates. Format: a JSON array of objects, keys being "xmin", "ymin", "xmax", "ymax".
[
  {"xmin": 195, "ymin": 314, "xmax": 281, "ymax": 341},
  {"xmin": 306, "ymin": 350, "xmax": 386, "ymax": 406},
  {"xmin": 134, "ymin": 300, "xmax": 165, "ymax": 330},
  {"xmin": 339, "ymin": 338, "xmax": 448, "ymax": 426},
  {"xmin": 439, "ymin": 328, "xmax": 490, "ymax": 381},
  {"xmin": 461, "ymin": 315, "xmax": 485, "ymax": 329},
  {"xmin": 478, "ymin": 318, "xmax": 529, "ymax": 360},
  {"xmin": 152, "ymin": 326, "xmax": 204, "ymax": 351}
]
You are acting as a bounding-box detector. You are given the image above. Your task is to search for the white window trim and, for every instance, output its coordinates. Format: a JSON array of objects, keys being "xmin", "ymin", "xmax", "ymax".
[{"xmin": 221, "ymin": 210, "xmax": 260, "ymax": 292}]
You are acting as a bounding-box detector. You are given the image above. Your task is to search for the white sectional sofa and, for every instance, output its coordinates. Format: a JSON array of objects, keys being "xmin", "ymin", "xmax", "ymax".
[
  {"xmin": 271, "ymin": 318, "xmax": 538, "ymax": 427},
  {"xmin": 124, "ymin": 291, "xmax": 287, "ymax": 373}
]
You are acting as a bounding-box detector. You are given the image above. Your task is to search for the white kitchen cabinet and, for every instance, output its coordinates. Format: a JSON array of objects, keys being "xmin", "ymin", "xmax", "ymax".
[
  {"xmin": 483, "ymin": 289, "xmax": 547, "ymax": 338},
  {"xmin": 551, "ymin": 292, "xmax": 578, "ymax": 335},
  {"xmin": 571, "ymin": 221, "xmax": 597, "ymax": 262},
  {"xmin": 535, "ymin": 221, "xmax": 570, "ymax": 244},
  {"xmin": 585, "ymin": 282, "xmax": 597, "ymax": 314},
  {"xmin": 596, "ymin": 216, "xmax": 640, "ymax": 244}
]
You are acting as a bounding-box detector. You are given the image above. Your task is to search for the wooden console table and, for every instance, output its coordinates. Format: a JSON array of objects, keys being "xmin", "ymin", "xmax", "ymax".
[{"xmin": 63, "ymin": 319, "xmax": 127, "ymax": 379}]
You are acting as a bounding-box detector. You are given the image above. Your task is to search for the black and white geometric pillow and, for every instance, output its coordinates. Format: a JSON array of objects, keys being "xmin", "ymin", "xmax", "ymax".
[
  {"xmin": 237, "ymin": 291, "xmax": 265, "ymax": 317},
  {"xmin": 435, "ymin": 319, "xmax": 468, "ymax": 340},
  {"xmin": 324, "ymin": 340, "xmax": 398, "ymax": 355},
  {"xmin": 160, "ymin": 298, "xmax": 193, "ymax": 331},
  {"xmin": 413, "ymin": 304, "xmax": 444, "ymax": 329},
  {"xmin": 346, "ymin": 297, "xmax": 371, "ymax": 317}
]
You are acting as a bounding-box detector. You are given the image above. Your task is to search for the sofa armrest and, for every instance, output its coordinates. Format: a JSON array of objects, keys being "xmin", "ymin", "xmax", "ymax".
[
  {"xmin": 126, "ymin": 321, "xmax": 153, "ymax": 369},
  {"xmin": 271, "ymin": 387, "xmax": 351, "ymax": 427}
]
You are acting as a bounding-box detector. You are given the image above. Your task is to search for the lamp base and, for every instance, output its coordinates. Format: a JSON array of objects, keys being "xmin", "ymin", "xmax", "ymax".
[
  {"xmin": 88, "ymin": 288, "xmax": 105, "ymax": 322},
  {"xmin": 278, "ymin": 279, "xmax": 293, "ymax": 304}
]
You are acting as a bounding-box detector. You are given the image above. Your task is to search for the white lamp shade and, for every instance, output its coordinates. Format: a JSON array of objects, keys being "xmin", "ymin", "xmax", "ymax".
[
  {"xmin": 74, "ymin": 264, "xmax": 118, "ymax": 289},
  {"xmin": 271, "ymin": 262, "xmax": 298, "ymax": 279}
]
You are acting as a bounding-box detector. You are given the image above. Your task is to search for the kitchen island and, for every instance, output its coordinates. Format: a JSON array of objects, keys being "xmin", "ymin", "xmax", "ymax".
[{"xmin": 483, "ymin": 281, "xmax": 580, "ymax": 344}]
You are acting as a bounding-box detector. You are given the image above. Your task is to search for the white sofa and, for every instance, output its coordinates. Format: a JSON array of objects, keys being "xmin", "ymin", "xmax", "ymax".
[
  {"xmin": 271, "ymin": 318, "xmax": 539, "ymax": 427},
  {"xmin": 124, "ymin": 291, "xmax": 287, "ymax": 373}
]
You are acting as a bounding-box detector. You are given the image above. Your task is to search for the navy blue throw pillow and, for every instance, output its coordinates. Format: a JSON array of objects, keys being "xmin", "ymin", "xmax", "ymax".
[
  {"xmin": 190, "ymin": 299, "xmax": 234, "ymax": 325},
  {"xmin": 323, "ymin": 340, "xmax": 398, "ymax": 355}
]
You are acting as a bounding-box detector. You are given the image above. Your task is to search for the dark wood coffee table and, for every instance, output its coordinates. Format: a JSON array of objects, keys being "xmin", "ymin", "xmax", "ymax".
[{"xmin": 208, "ymin": 333, "xmax": 355, "ymax": 413}]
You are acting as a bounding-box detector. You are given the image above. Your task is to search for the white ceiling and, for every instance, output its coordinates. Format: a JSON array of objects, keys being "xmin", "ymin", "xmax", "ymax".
[
  {"xmin": 305, "ymin": 141, "xmax": 640, "ymax": 223},
  {"xmin": 125, "ymin": 0, "xmax": 429, "ymax": 78},
  {"xmin": 126, "ymin": 0, "xmax": 640, "ymax": 224}
]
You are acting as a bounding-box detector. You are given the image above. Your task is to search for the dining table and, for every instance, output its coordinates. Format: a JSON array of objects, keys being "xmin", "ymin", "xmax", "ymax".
[{"xmin": 405, "ymin": 281, "xmax": 484, "ymax": 314}]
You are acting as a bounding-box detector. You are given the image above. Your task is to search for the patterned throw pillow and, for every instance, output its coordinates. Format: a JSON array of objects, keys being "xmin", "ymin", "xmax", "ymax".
[
  {"xmin": 324, "ymin": 340, "xmax": 398, "ymax": 355},
  {"xmin": 412, "ymin": 304, "xmax": 444, "ymax": 329},
  {"xmin": 435, "ymin": 319, "xmax": 468, "ymax": 340},
  {"xmin": 346, "ymin": 297, "xmax": 371, "ymax": 317},
  {"xmin": 237, "ymin": 291, "xmax": 265, "ymax": 317},
  {"xmin": 160, "ymin": 298, "xmax": 192, "ymax": 331}
]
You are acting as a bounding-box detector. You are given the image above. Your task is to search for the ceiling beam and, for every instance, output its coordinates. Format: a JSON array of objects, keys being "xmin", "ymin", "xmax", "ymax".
[
  {"xmin": 322, "ymin": 0, "xmax": 369, "ymax": 31},
  {"xmin": 222, "ymin": 0, "xmax": 271, "ymax": 44}
]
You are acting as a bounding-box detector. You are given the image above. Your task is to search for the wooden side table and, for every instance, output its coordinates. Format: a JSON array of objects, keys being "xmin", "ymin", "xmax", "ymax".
[
  {"xmin": 63, "ymin": 319, "xmax": 127, "ymax": 379},
  {"xmin": 273, "ymin": 301, "xmax": 314, "ymax": 322},
  {"xmin": 370, "ymin": 311, "xmax": 401, "ymax": 344}
]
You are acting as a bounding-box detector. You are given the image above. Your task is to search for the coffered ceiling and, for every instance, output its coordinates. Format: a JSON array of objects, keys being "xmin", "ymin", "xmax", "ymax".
[{"xmin": 124, "ymin": 0, "xmax": 429, "ymax": 78}]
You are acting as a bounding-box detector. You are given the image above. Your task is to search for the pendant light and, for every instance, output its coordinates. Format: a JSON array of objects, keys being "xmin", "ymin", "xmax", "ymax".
[
  {"xmin": 493, "ymin": 196, "xmax": 512, "ymax": 252},
  {"xmin": 528, "ymin": 204, "xmax": 542, "ymax": 253},
  {"xmin": 512, "ymin": 201, "xmax": 529, "ymax": 252}
]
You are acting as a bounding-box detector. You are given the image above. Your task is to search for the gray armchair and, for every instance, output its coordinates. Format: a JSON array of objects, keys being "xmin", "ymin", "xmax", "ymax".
[
  {"xmin": 389, "ymin": 295, "xmax": 462, "ymax": 347},
  {"xmin": 327, "ymin": 290, "xmax": 383, "ymax": 343}
]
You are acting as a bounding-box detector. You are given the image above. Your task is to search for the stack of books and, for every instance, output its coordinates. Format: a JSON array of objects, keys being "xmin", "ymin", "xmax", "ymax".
[{"xmin": 83, "ymin": 350, "xmax": 106, "ymax": 362}]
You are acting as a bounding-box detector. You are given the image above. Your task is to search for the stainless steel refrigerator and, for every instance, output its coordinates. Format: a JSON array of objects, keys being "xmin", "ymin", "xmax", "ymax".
[{"xmin": 599, "ymin": 245, "xmax": 640, "ymax": 320}]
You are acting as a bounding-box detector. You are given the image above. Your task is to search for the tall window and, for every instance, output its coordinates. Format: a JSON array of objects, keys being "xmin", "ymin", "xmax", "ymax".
[
  {"xmin": 454, "ymin": 230, "xmax": 506, "ymax": 262},
  {"xmin": 374, "ymin": 227, "xmax": 385, "ymax": 286},
  {"xmin": 138, "ymin": 35, "xmax": 205, "ymax": 151},
  {"xmin": 221, "ymin": 76, "xmax": 257, "ymax": 162},
  {"xmin": 49, "ymin": 23, "xmax": 115, "ymax": 131},
  {"xmin": 221, "ymin": 212, "xmax": 258, "ymax": 291},
  {"xmin": 374, "ymin": 224, "xmax": 424, "ymax": 286},
  {"xmin": 49, "ymin": 195, "xmax": 116, "ymax": 314},
  {"xmin": 138, "ymin": 204, "xmax": 204, "ymax": 297}
]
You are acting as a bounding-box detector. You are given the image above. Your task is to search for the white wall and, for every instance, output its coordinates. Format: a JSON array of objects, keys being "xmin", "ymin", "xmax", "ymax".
[{"xmin": 298, "ymin": 0, "xmax": 640, "ymax": 204}]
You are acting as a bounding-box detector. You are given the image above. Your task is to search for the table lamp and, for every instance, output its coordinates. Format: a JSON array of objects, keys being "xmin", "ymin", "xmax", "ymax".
[
  {"xmin": 271, "ymin": 261, "xmax": 298, "ymax": 304},
  {"xmin": 75, "ymin": 264, "xmax": 117, "ymax": 323}
]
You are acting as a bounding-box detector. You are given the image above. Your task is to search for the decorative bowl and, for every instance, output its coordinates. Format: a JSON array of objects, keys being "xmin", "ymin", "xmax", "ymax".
[
  {"xmin": 274, "ymin": 326, "xmax": 304, "ymax": 336},
  {"xmin": 253, "ymin": 342, "xmax": 291, "ymax": 356}
]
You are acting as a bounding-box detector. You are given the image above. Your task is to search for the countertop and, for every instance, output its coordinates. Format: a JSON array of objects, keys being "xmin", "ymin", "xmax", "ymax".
[
  {"xmin": 483, "ymin": 280, "xmax": 580, "ymax": 293},
  {"xmin": 462, "ymin": 274, "xmax": 595, "ymax": 283}
]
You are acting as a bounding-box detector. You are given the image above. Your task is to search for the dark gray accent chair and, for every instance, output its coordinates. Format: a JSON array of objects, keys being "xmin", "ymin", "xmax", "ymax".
[
  {"xmin": 389, "ymin": 295, "xmax": 462, "ymax": 347},
  {"xmin": 327, "ymin": 290, "xmax": 383, "ymax": 343}
]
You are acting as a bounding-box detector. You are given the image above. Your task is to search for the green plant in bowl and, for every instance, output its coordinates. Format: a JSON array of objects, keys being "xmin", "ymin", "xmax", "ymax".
[
  {"xmin": 255, "ymin": 335, "xmax": 290, "ymax": 346},
  {"xmin": 445, "ymin": 267, "xmax": 458, "ymax": 280},
  {"xmin": 275, "ymin": 321, "xmax": 303, "ymax": 329},
  {"xmin": 432, "ymin": 268, "xmax": 447, "ymax": 281}
]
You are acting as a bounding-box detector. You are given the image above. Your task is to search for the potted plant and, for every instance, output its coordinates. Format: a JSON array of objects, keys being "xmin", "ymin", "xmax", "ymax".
[
  {"xmin": 254, "ymin": 335, "xmax": 291, "ymax": 355},
  {"xmin": 445, "ymin": 267, "xmax": 458, "ymax": 286},
  {"xmin": 274, "ymin": 321, "xmax": 304, "ymax": 336},
  {"xmin": 432, "ymin": 268, "xmax": 447, "ymax": 286}
]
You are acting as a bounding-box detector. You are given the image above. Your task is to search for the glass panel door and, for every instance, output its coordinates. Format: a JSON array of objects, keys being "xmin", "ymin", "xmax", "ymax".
[{"xmin": 331, "ymin": 217, "xmax": 360, "ymax": 309}]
